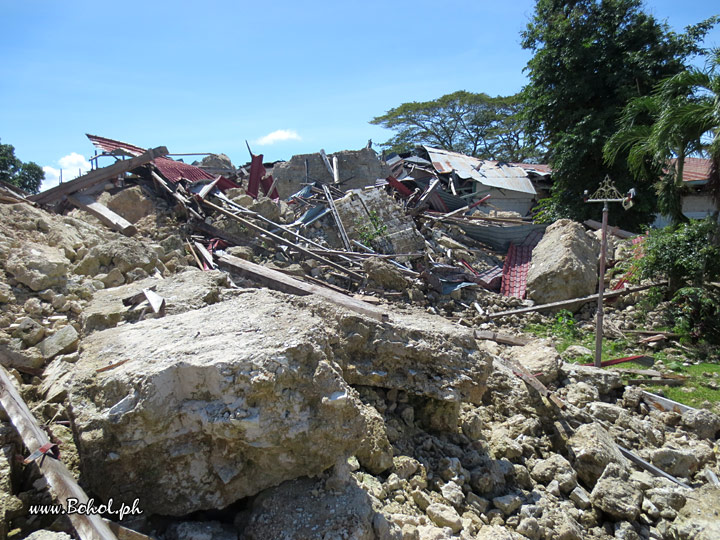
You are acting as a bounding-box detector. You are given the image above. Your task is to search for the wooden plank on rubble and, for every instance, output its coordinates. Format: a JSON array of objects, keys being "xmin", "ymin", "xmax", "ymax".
[
  {"xmin": 67, "ymin": 193, "xmax": 137, "ymax": 236},
  {"xmin": 487, "ymin": 282, "xmax": 664, "ymax": 319},
  {"xmin": 31, "ymin": 146, "xmax": 168, "ymax": 205},
  {"xmin": 0, "ymin": 364, "xmax": 118, "ymax": 540},
  {"xmin": 217, "ymin": 254, "xmax": 388, "ymax": 322}
]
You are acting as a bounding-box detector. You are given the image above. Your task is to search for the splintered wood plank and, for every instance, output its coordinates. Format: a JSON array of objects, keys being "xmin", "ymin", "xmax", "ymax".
[
  {"xmin": 217, "ymin": 254, "xmax": 388, "ymax": 322},
  {"xmin": 67, "ymin": 193, "xmax": 137, "ymax": 236},
  {"xmin": 0, "ymin": 365, "xmax": 118, "ymax": 540}
]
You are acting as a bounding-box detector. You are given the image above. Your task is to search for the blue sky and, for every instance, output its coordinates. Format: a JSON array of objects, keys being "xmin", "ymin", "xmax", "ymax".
[{"xmin": 1, "ymin": 1, "xmax": 718, "ymax": 191}]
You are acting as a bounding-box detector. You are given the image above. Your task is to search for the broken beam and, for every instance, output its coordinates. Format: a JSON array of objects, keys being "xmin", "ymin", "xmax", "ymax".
[
  {"xmin": 67, "ymin": 193, "xmax": 137, "ymax": 236},
  {"xmin": 488, "ymin": 283, "xmax": 663, "ymax": 319},
  {"xmin": 217, "ymin": 254, "xmax": 387, "ymax": 322},
  {"xmin": 203, "ymin": 200, "xmax": 364, "ymax": 282},
  {"xmin": 617, "ymin": 445, "xmax": 690, "ymax": 489},
  {"xmin": 32, "ymin": 146, "xmax": 168, "ymax": 205},
  {"xmin": 0, "ymin": 365, "xmax": 118, "ymax": 540}
]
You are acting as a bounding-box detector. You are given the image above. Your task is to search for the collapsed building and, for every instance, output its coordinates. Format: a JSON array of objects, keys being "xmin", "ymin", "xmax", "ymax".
[{"xmin": 0, "ymin": 136, "xmax": 719, "ymax": 540}]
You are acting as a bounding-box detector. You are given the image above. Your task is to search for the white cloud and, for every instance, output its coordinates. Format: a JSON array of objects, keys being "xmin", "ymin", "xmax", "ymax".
[
  {"xmin": 255, "ymin": 129, "xmax": 301, "ymax": 145},
  {"xmin": 40, "ymin": 152, "xmax": 92, "ymax": 192}
]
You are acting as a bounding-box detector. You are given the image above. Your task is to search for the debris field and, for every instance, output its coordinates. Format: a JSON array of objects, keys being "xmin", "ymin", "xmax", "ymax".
[{"xmin": 1, "ymin": 136, "xmax": 719, "ymax": 540}]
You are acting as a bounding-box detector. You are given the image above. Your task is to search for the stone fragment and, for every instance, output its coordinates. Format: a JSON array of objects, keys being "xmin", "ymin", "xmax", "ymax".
[
  {"xmin": 356, "ymin": 405, "xmax": 394, "ymax": 474},
  {"xmin": 0, "ymin": 282, "xmax": 13, "ymax": 303},
  {"xmin": 650, "ymin": 447, "xmax": 699, "ymax": 478},
  {"xmin": 561, "ymin": 364, "xmax": 623, "ymax": 395},
  {"xmin": 569, "ymin": 486, "xmax": 591, "ymax": 509},
  {"xmin": 668, "ymin": 485, "xmax": 720, "ymax": 540},
  {"xmin": 506, "ymin": 340, "xmax": 560, "ymax": 384},
  {"xmin": 363, "ymin": 257, "xmax": 409, "ymax": 291},
  {"xmin": 12, "ymin": 317, "xmax": 45, "ymax": 346},
  {"xmin": 681, "ymin": 408, "xmax": 720, "ymax": 440},
  {"xmin": 105, "ymin": 186, "xmax": 156, "ymax": 224},
  {"xmin": 590, "ymin": 463, "xmax": 642, "ymax": 521},
  {"xmin": 426, "ymin": 503, "xmax": 462, "ymax": 533},
  {"xmin": 475, "ymin": 525, "xmax": 526, "ymax": 539},
  {"xmin": 492, "ymin": 493, "xmax": 522, "ymax": 516},
  {"xmin": 24, "ymin": 532, "xmax": 73, "ymax": 540},
  {"xmin": 440, "ymin": 481, "xmax": 464, "ymax": 507},
  {"xmin": 531, "ymin": 454, "xmax": 577, "ymax": 494},
  {"xmin": 6, "ymin": 242, "xmax": 69, "ymax": 291},
  {"xmin": 567, "ymin": 423, "xmax": 627, "ymax": 486},
  {"xmin": 37, "ymin": 325, "xmax": 79, "ymax": 360}
]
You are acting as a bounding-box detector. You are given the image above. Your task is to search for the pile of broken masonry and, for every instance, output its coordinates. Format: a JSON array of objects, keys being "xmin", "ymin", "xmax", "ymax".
[{"xmin": 1, "ymin": 138, "xmax": 719, "ymax": 540}]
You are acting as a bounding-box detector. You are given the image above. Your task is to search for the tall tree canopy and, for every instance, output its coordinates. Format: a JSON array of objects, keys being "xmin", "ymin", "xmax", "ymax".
[
  {"xmin": 370, "ymin": 91, "xmax": 547, "ymax": 163},
  {"xmin": 604, "ymin": 47, "xmax": 720, "ymax": 224},
  {"xmin": 0, "ymin": 139, "xmax": 44, "ymax": 194},
  {"xmin": 521, "ymin": 0, "xmax": 715, "ymax": 229}
]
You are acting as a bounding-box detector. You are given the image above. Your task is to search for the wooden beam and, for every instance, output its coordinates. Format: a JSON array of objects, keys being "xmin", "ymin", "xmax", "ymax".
[
  {"xmin": 0, "ymin": 365, "xmax": 117, "ymax": 540},
  {"xmin": 322, "ymin": 184, "xmax": 352, "ymax": 251},
  {"xmin": 31, "ymin": 147, "xmax": 168, "ymax": 205},
  {"xmin": 203, "ymin": 200, "xmax": 365, "ymax": 282},
  {"xmin": 67, "ymin": 194, "xmax": 137, "ymax": 236},
  {"xmin": 217, "ymin": 254, "xmax": 387, "ymax": 321},
  {"xmin": 488, "ymin": 282, "xmax": 664, "ymax": 319}
]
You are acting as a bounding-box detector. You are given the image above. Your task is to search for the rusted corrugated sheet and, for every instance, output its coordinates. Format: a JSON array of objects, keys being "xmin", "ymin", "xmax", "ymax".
[
  {"xmin": 86, "ymin": 134, "xmax": 214, "ymax": 184},
  {"xmin": 673, "ymin": 157, "xmax": 712, "ymax": 184},
  {"xmin": 424, "ymin": 146, "xmax": 537, "ymax": 195}
]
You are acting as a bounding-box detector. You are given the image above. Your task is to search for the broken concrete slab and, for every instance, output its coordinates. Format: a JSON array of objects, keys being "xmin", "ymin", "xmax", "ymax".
[
  {"xmin": 272, "ymin": 148, "xmax": 390, "ymax": 199},
  {"xmin": 81, "ymin": 269, "xmax": 230, "ymax": 332}
]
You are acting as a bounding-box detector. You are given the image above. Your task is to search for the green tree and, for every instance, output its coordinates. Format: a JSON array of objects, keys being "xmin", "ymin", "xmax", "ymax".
[
  {"xmin": 0, "ymin": 139, "xmax": 45, "ymax": 194},
  {"xmin": 521, "ymin": 0, "xmax": 715, "ymax": 229},
  {"xmin": 604, "ymin": 47, "xmax": 720, "ymax": 224},
  {"xmin": 370, "ymin": 91, "xmax": 547, "ymax": 162}
]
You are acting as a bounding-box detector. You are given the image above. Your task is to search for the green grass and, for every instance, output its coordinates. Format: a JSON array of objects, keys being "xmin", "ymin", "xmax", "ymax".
[
  {"xmin": 643, "ymin": 363, "xmax": 720, "ymax": 408},
  {"xmin": 522, "ymin": 312, "xmax": 720, "ymax": 408}
]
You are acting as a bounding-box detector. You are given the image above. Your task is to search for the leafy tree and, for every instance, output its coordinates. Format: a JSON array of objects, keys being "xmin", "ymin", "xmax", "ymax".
[
  {"xmin": 604, "ymin": 47, "xmax": 720, "ymax": 225},
  {"xmin": 370, "ymin": 91, "xmax": 547, "ymax": 162},
  {"xmin": 0, "ymin": 139, "xmax": 45, "ymax": 194},
  {"xmin": 521, "ymin": 0, "xmax": 716, "ymax": 229}
]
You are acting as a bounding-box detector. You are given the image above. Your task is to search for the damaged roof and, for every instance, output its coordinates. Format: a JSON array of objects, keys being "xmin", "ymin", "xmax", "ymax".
[
  {"xmin": 423, "ymin": 146, "xmax": 537, "ymax": 195},
  {"xmin": 87, "ymin": 134, "xmax": 215, "ymax": 184}
]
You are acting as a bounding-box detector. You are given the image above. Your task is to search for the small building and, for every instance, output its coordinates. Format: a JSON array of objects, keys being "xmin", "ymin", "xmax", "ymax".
[{"xmin": 653, "ymin": 157, "xmax": 718, "ymax": 227}]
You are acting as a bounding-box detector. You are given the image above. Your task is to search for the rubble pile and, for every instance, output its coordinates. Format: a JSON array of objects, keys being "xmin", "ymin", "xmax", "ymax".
[{"xmin": 1, "ymin": 138, "xmax": 719, "ymax": 540}]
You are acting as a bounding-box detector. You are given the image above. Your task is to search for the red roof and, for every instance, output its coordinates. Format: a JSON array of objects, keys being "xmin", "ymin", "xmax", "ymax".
[
  {"xmin": 86, "ymin": 134, "xmax": 214, "ymax": 183},
  {"xmin": 673, "ymin": 157, "xmax": 712, "ymax": 183}
]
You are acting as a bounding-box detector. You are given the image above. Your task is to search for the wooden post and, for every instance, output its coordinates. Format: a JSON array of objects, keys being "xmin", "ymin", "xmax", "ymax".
[{"xmin": 595, "ymin": 203, "xmax": 609, "ymax": 367}]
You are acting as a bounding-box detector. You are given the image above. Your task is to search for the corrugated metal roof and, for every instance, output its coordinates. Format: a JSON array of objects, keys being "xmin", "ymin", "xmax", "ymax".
[
  {"xmin": 424, "ymin": 146, "xmax": 537, "ymax": 195},
  {"xmin": 457, "ymin": 222, "xmax": 547, "ymax": 252},
  {"xmin": 86, "ymin": 134, "xmax": 214, "ymax": 183}
]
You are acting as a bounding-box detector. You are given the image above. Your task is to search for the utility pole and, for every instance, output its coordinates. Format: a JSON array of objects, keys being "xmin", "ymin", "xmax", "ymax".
[{"xmin": 584, "ymin": 176, "xmax": 635, "ymax": 367}]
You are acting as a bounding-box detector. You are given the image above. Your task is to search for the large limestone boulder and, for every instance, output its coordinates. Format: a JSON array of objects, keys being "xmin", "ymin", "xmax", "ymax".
[
  {"xmin": 506, "ymin": 340, "xmax": 560, "ymax": 385},
  {"xmin": 57, "ymin": 290, "xmax": 491, "ymax": 516},
  {"xmin": 59, "ymin": 291, "xmax": 370, "ymax": 515},
  {"xmin": 5, "ymin": 242, "xmax": 70, "ymax": 291},
  {"xmin": 526, "ymin": 219, "xmax": 599, "ymax": 306}
]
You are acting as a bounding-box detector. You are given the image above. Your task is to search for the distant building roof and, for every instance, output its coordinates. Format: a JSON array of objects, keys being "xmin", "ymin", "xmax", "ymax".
[
  {"xmin": 423, "ymin": 146, "xmax": 537, "ymax": 195},
  {"xmin": 672, "ymin": 156, "xmax": 713, "ymax": 185}
]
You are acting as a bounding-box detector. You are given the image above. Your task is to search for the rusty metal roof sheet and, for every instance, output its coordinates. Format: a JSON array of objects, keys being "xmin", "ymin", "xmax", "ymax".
[
  {"xmin": 86, "ymin": 134, "xmax": 214, "ymax": 183},
  {"xmin": 672, "ymin": 157, "xmax": 712, "ymax": 184},
  {"xmin": 424, "ymin": 146, "xmax": 537, "ymax": 195}
]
